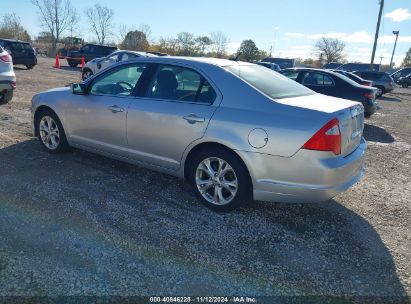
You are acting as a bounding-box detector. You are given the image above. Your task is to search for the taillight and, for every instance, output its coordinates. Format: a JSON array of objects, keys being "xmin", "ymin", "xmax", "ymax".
[
  {"xmin": 0, "ymin": 54, "xmax": 12, "ymax": 62},
  {"xmin": 302, "ymin": 118, "xmax": 341, "ymax": 155},
  {"xmin": 363, "ymin": 82, "xmax": 370, "ymax": 86},
  {"xmin": 364, "ymin": 92, "xmax": 375, "ymax": 99},
  {"xmin": 11, "ymin": 82, "xmax": 16, "ymax": 89},
  {"xmin": 389, "ymin": 81, "xmax": 393, "ymax": 86}
]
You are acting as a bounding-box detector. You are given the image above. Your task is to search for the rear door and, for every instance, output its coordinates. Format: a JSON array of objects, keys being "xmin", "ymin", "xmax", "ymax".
[{"xmin": 126, "ymin": 64, "xmax": 220, "ymax": 170}]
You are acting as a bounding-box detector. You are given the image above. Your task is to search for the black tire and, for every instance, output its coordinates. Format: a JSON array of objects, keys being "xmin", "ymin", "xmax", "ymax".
[
  {"xmin": 35, "ymin": 109, "xmax": 69, "ymax": 154},
  {"xmin": 188, "ymin": 147, "xmax": 251, "ymax": 212},
  {"xmin": 82, "ymin": 68, "xmax": 93, "ymax": 80},
  {"xmin": 0, "ymin": 90, "xmax": 13, "ymax": 104},
  {"xmin": 376, "ymin": 86, "xmax": 385, "ymax": 97},
  {"xmin": 402, "ymin": 83, "xmax": 409, "ymax": 88},
  {"xmin": 26, "ymin": 65, "xmax": 34, "ymax": 70}
]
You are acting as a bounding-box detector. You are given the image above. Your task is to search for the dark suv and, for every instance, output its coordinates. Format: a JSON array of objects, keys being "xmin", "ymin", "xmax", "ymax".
[
  {"xmin": 67, "ymin": 44, "xmax": 118, "ymax": 67},
  {"xmin": 0, "ymin": 39, "xmax": 37, "ymax": 69},
  {"xmin": 353, "ymin": 70, "xmax": 394, "ymax": 97}
]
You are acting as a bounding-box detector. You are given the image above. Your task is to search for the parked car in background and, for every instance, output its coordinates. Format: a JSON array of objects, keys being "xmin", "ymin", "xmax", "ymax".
[
  {"xmin": 0, "ymin": 39, "xmax": 37, "ymax": 70},
  {"xmin": 397, "ymin": 74, "xmax": 411, "ymax": 88},
  {"xmin": 391, "ymin": 67, "xmax": 411, "ymax": 83},
  {"xmin": 262, "ymin": 57, "xmax": 295, "ymax": 69},
  {"xmin": 352, "ymin": 70, "xmax": 394, "ymax": 97},
  {"xmin": 280, "ymin": 68, "xmax": 378, "ymax": 117},
  {"xmin": 31, "ymin": 58, "xmax": 366, "ymax": 211},
  {"xmin": 66, "ymin": 43, "xmax": 118, "ymax": 67},
  {"xmin": 336, "ymin": 63, "xmax": 380, "ymax": 72},
  {"xmin": 0, "ymin": 45, "xmax": 16, "ymax": 104},
  {"xmin": 322, "ymin": 62, "xmax": 342, "ymax": 70},
  {"xmin": 256, "ymin": 61, "xmax": 281, "ymax": 72},
  {"xmin": 82, "ymin": 50, "xmax": 156, "ymax": 80},
  {"xmin": 333, "ymin": 70, "xmax": 373, "ymax": 87}
]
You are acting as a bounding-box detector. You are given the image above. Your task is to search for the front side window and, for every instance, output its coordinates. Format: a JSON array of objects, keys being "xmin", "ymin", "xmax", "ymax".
[
  {"xmin": 227, "ymin": 65, "xmax": 314, "ymax": 99},
  {"xmin": 90, "ymin": 63, "xmax": 148, "ymax": 96},
  {"xmin": 145, "ymin": 65, "xmax": 216, "ymax": 103}
]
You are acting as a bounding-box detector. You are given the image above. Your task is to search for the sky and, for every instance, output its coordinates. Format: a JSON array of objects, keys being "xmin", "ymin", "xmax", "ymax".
[{"xmin": 4, "ymin": 0, "xmax": 411, "ymax": 67}]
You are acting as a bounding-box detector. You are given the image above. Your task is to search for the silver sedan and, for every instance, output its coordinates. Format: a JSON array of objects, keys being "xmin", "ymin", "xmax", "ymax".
[{"xmin": 31, "ymin": 57, "xmax": 366, "ymax": 211}]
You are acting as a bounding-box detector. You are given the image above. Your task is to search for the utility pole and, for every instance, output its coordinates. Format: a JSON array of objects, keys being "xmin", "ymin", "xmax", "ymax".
[
  {"xmin": 389, "ymin": 31, "xmax": 400, "ymax": 68},
  {"xmin": 370, "ymin": 0, "xmax": 384, "ymax": 70},
  {"xmin": 379, "ymin": 56, "xmax": 384, "ymax": 65}
]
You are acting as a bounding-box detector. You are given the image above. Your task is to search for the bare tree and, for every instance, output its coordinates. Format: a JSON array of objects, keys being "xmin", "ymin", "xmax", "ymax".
[
  {"xmin": 210, "ymin": 31, "xmax": 229, "ymax": 58},
  {"xmin": 0, "ymin": 13, "xmax": 31, "ymax": 41},
  {"xmin": 31, "ymin": 0, "xmax": 75, "ymax": 51},
  {"xmin": 138, "ymin": 24, "xmax": 152, "ymax": 43},
  {"xmin": 84, "ymin": 4, "xmax": 114, "ymax": 45},
  {"xmin": 314, "ymin": 37, "xmax": 346, "ymax": 64}
]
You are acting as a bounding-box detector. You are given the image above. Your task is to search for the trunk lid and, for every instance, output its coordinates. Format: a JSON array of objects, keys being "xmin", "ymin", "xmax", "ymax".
[{"xmin": 280, "ymin": 93, "xmax": 364, "ymax": 156}]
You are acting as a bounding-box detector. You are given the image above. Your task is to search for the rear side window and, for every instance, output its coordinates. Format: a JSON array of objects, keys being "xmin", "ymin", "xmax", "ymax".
[
  {"xmin": 145, "ymin": 64, "xmax": 216, "ymax": 103},
  {"xmin": 0, "ymin": 45, "xmax": 3, "ymax": 52},
  {"xmin": 228, "ymin": 65, "xmax": 313, "ymax": 99},
  {"xmin": 301, "ymin": 72, "xmax": 334, "ymax": 86}
]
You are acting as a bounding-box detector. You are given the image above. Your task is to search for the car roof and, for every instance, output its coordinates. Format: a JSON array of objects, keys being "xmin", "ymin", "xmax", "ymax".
[
  {"xmin": 123, "ymin": 56, "xmax": 253, "ymax": 68},
  {"xmin": 112, "ymin": 50, "xmax": 157, "ymax": 57},
  {"xmin": 0, "ymin": 38, "xmax": 30, "ymax": 44},
  {"xmin": 85, "ymin": 43, "xmax": 117, "ymax": 48}
]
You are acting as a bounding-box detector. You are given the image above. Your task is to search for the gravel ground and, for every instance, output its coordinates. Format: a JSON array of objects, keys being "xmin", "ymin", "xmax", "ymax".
[{"xmin": 0, "ymin": 58, "xmax": 410, "ymax": 301}]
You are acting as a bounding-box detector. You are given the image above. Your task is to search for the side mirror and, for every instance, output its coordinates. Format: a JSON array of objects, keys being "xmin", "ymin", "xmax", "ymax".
[{"xmin": 71, "ymin": 83, "xmax": 87, "ymax": 95}]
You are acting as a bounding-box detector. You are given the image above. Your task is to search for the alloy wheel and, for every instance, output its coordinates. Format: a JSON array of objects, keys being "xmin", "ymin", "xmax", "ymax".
[
  {"xmin": 195, "ymin": 157, "xmax": 238, "ymax": 205},
  {"xmin": 39, "ymin": 116, "xmax": 60, "ymax": 150}
]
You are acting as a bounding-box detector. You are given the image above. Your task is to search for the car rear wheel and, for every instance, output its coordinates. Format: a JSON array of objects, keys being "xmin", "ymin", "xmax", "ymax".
[
  {"xmin": 402, "ymin": 83, "xmax": 409, "ymax": 88},
  {"xmin": 68, "ymin": 61, "xmax": 78, "ymax": 68},
  {"xmin": 36, "ymin": 110, "xmax": 69, "ymax": 153},
  {"xmin": 82, "ymin": 68, "xmax": 93, "ymax": 80},
  {"xmin": 26, "ymin": 64, "xmax": 34, "ymax": 70},
  {"xmin": 188, "ymin": 147, "xmax": 251, "ymax": 212}
]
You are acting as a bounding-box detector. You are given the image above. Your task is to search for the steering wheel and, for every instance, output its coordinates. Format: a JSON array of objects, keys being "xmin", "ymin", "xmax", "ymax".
[
  {"xmin": 178, "ymin": 92, "xmax": 197, "ymax": 101},
  {"xmin": 116, "ymin": 81, "xmax": 134, "ymax": 91}
]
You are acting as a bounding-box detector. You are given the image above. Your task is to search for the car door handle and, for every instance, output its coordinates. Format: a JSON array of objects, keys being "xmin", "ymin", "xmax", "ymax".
[
  {"xmin": 183, "ymin": 114, "xmax": 205, "ymax": 124},
  {"xmin": 108, "ymin": 105, "xmax": 124, "ymax": 113}
]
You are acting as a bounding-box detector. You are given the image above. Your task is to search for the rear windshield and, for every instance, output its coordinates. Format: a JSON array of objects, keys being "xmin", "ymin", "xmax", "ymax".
[
  {"xmin": 226, "ymin": 65, "xmax": 314, "ymax": 99},
  {"xmin": 333, "ymin": 72, "xmax": 363, "ymax": 87}
]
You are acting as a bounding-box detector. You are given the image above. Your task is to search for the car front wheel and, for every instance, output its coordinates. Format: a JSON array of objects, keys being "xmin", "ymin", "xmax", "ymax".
[
  {"xmin": 189, "ymin": 147, "xmax": 251, "ymax": 212},
  {"xmin": 36, "ymin": 110, "xmax": 69, "ymax": 153},
  {"xmin": 82, "ymin": 68, "xmax": 93, "ymax": 80}
]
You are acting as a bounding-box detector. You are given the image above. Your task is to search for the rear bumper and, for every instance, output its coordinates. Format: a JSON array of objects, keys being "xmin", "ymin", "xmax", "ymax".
[
  {"xmin": 237, "ymin": 138, "xmax": 367, "ymax": 203},
  {"xmin": 13, "ymin": 57, "xmax": 37, "ymax": 66}
]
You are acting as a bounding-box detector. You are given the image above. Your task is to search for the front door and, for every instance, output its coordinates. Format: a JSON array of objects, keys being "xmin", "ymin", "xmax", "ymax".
[
  {"xmin": 126, "ymin": 64, "xmax": 219, "ymax": 170},
  {"xmin": 66, "ymin": 62, "xmax": 150, "ymax": 155}
]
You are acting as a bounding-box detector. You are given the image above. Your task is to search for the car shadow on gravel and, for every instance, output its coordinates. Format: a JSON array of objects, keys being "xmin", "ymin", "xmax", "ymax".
[
  {"xmin": 0, "ymin": 139, "xmax": 407, "ymax": 300},
  {"xmin": 363, "ymin": 123, "xmax": 395, "ymax": 144},
  {"xmin": 379, "ymin": 96, "xmax": 402, "ymax": 102}
]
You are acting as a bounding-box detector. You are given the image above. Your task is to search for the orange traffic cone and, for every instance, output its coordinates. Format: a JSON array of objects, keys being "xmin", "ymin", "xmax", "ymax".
[
  {"xmin": 81, "ymin": 56, "xmax": 85, "ymax": 70},
  {"xmin": 53, "ymin": 54, "xmax": 60, "ymax": 68}
]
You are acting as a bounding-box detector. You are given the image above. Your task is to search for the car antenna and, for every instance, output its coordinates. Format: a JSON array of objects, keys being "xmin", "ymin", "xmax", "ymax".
[{"xmin": 229, "ymin": 52, "xmax": 242, "ymax": 61}]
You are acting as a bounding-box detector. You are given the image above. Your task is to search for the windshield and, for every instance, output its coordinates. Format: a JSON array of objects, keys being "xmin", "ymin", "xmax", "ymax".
[{"xmin": 227, "ymin": 65, "xmax": 314, "ymax": 99}]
